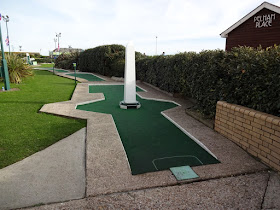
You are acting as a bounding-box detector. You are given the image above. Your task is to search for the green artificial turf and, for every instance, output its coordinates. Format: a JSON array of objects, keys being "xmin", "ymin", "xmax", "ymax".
[
  {"xmin": 54, "ymin": 69, "xmax": 69, "ymax": 72},
  {"xmin": 0, "ymin": 70, "xmax": 86, "ymax": 169},
  {"xmin": 66, "ymin": 73, "xmax": 104, "ymax": 81},
  {"xmin": 35, "ymin": 67, "xmax": 68, "ymax": 72},
  {"xmin": 77, "ymin": 85, "xmax": 219, "ymax": 175}
]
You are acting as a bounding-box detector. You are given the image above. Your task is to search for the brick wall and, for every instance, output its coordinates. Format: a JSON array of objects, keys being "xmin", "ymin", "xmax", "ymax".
[{"xmin": 215, "ymin": 101, "xmax": 280, "ymax": 172}]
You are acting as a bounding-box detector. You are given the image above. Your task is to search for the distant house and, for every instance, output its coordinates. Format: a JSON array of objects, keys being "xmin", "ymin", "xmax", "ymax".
[
  {"xmin": 50, "ymin": 47, "xmax": 83, "ymax": 57},
  {"xmin": 220, "ymin": 2, "xmax": 280, "ymax": 51},
  {"xmin": 12, "ymin": 52, "xmax": 40, "ymax": 56},
  {"xmin": 53, "ymin": 47, "xmax": 83, "ymax": 54}
]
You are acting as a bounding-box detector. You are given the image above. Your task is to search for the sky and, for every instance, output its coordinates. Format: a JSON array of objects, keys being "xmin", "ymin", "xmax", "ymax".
[{"xmin": 1, "ymin": 0, "xmax": 280, "ymax": 56}]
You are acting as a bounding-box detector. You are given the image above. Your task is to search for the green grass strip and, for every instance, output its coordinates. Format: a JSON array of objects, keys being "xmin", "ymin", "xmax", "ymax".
[
  {"xmin": 77, "ymin": 85, "xmax": 219, "ymax": 175},
  {"xmin": 0, "ymin": 70, "xmax": 86, "ymax": 169},
  {"xmin": 66, "ymin": 73, "xmax": 104, "ymax": 81}
]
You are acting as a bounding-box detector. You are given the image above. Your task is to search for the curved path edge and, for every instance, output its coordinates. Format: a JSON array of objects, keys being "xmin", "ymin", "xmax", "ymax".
[
  {"xmin": 2, "ymin": 70, "xmax": 275, "ymax": 209},
  {"xmin": 40, "ymin": 80, "xmax": 268, "ymax": 198}
]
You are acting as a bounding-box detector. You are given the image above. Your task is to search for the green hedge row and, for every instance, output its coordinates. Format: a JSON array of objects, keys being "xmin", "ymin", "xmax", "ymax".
[
  {"xmin": 136, "ymin": 46, "xmax": 280, "ymax": 117},
  {"xmin": 35, "ymin": 57, "xmax": 53, "ymax": 63},
  {"xmin": 54, "ymin": 44, "xmax": 280, "ymax": 117},
  {"xmin": 55, "ymin": 44, "xmax": 145, "ymax": 76},
  {"xmin": 55, "ymin": 52, "xmax": 80, "ymax": 70},
  {"xmin": 79, "ymin": 44, "xmax": 145, "ymax": 77},
  {"xmin": 79, "ymin": 45, "xmax": 125, "ymax": 77}
]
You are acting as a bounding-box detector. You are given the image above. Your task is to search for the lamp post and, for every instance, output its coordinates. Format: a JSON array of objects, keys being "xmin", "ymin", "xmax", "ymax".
[
  {"xmin": 73, "ymin": 63, "xmax": 77, "ymax": 84},
  {"xmin": 56, "ymin": 32, "xmax": 61, "ymax": 54},
  {"xmin": 2, "ymin": 15, "xmax": 10, "ymax": 54},
  {"xmin": 54, "ymin": 38, "xmax": 57, "ymax": 50},
  {"xmin": 0, "ymin": 15, "xmax": 10, "ymax": 90},
  {"xmin": 156, "ymin": 36, "xmax": 158, "ymax": 55}
]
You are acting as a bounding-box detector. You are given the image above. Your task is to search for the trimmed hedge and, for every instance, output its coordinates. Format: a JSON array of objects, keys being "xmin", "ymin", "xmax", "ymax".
[
  {"xmin": 55, "ymin": 52, "xmax": 80, "ymax": 70},
  {"xmin": 35, "ymin": 57, "xmax": 52, "ymax": 63},
  {"xmin": 79, "ymin": 44, "xmax": 145, "ymax": 77},
  {"xmin": 136, "ymin": 46, "xmax": 280, "ymax": 117},
  {"xmin": 53, "ymin": 44, "xmax": 280, "ymax": 117},
  {"xmin": 79, "ymin": 45, "xmax": 125, "ymax": 77}
]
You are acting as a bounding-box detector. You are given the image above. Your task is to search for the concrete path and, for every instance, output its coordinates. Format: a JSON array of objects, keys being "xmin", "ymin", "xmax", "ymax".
[
  {"xmin": 27, "ymin": 171, "xmax": 275, "ymax": 209},
  {"xmin": 0, "ymin": 128, "xmax": 86, "ymax": 209},
  {"xmin": 1, "ymin": 70, "xmax": 279, "ymax": 209}
]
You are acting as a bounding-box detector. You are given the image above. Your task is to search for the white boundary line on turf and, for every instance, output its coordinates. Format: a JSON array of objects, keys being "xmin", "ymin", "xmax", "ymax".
[
  {"xmin": 75, "ymin": 98, "xmax": 105, "ymax": 109},
  {"xmin": 137, "ymin": 94, "xmax": 181, "ymax": 107},
  {"xmin": 161, "ymin": 112, "xmax": 218, "ymax": 159},
  {"xmin": 152, "ymin": 155, "xmax": 203, "ymax": 170}
]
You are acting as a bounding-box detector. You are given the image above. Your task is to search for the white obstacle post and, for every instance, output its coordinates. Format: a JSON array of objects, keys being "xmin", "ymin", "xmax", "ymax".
[{"xmin": 120, "ymin": 41, "xmax": 141, "ymax": 109}]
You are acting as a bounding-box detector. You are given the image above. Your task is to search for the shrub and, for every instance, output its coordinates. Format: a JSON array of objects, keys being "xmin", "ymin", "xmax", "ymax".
[
  {"xmin": 79, "ymin": 44, "xmax": 146, "ymax": 77},
  {"xmin": 136, "ymin": 46, "xmax": 280, "ymax": 117},
  {"xmin": 2, "ymin": 53, "xmax": 33, "ymax": 84},
  {"xmin": 79, "ymin": 45, "xmax": 125, "ymax": 77},
  {"xmin": 55, "ymin": 52, "xmax": 80, "ymax": 70},
  {"xmin": 222, "ymin": 46, "xmax": 280, "ymax": 116},
  {"xmin": 35, "ymin": 57, "xmax": 53, "ymax": 63}
]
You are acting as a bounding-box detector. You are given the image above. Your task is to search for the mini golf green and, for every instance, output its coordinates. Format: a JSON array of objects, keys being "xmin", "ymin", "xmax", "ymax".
[
  {"xmin": 66, "ymin": 73, "xmax": 104, "ymax": 81},
  {"xmin": 54, "ymin": 69, "xmax": 69, "ymax": 73},
  {"xmin": 77, "ymin": 85, "xmax": 219, "ymax": 175},
  {"xmin": 35, "ymin": 67, "xmax": 69, "ymax": 72}
]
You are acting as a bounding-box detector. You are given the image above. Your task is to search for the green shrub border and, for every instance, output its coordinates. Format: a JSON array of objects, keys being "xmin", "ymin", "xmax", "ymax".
[
  {"xmin": 79, "ymin": 44, "xmax": 145, "ymax": 77},
  {"xmin": 55, "ymin": 52, "xmax": 80, "ymax": 70},
  {"xmin": 136, "ymin": 46, "xmax": 280, "ymax": 118},
  {"xmin": 54, "ymin": 44, "xmax": 280, "ymax": 118}
]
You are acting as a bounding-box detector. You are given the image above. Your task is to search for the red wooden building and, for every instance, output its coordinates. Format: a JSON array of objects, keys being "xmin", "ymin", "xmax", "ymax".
[{"xmin": 220, "ymin": 2, "xmax": 280, "ymax": 51}]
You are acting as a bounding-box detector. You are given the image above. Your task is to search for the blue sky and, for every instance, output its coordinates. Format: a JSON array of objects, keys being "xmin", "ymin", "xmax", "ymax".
[{"xmin": 1, "ymin": 0, "xmax": 280, "ymax": 55}]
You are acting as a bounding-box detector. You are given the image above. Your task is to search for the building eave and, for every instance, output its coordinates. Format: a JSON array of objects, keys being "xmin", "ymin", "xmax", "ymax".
[{"xmin": 220, "ymin": 2, "xmax": 280, "ymax": 38}]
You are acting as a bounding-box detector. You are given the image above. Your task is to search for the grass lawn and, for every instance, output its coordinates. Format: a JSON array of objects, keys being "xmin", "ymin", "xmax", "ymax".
[{"xmin": 0, "ymin": 70, "xmax": 86, "ymax": 169}]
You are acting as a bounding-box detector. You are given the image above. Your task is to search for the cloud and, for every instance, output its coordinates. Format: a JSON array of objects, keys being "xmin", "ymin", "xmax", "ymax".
[{"xmin": 3, "ymin": 0, "xmax": 280, "ymax": 55}]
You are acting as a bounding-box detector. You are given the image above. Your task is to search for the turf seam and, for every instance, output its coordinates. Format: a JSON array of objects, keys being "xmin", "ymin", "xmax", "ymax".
[{"xmin": 152, "ymin": 155, "xmax": 203, "ymax": 170}]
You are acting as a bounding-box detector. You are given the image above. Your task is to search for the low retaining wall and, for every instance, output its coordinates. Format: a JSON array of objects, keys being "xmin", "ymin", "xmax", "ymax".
[{"xmin": 215, "ymin": 101, "xmax": 280, "ymax": 172}]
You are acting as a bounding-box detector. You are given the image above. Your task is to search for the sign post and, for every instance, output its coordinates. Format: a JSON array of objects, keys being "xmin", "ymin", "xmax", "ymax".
[
  {"xmin": 73, "ymin": 63, "xmax": 77, "ymax": 84},
  {"xmin": 52, "ymin": 61, "xmax": 55, "ymax": 75},
  {"xmin": 52, "ymin": 52, "xmax": 60, "ymax": 75},
  {"xmin": 0, "ymin": 14, "xmax": 10, "ymax": 90}
]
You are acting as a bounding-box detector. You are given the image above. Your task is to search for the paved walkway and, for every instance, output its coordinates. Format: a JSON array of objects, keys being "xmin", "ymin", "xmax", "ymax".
[{"xmin": 0, "ymin": 70, "xmax": 279, "ymax": 209}]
